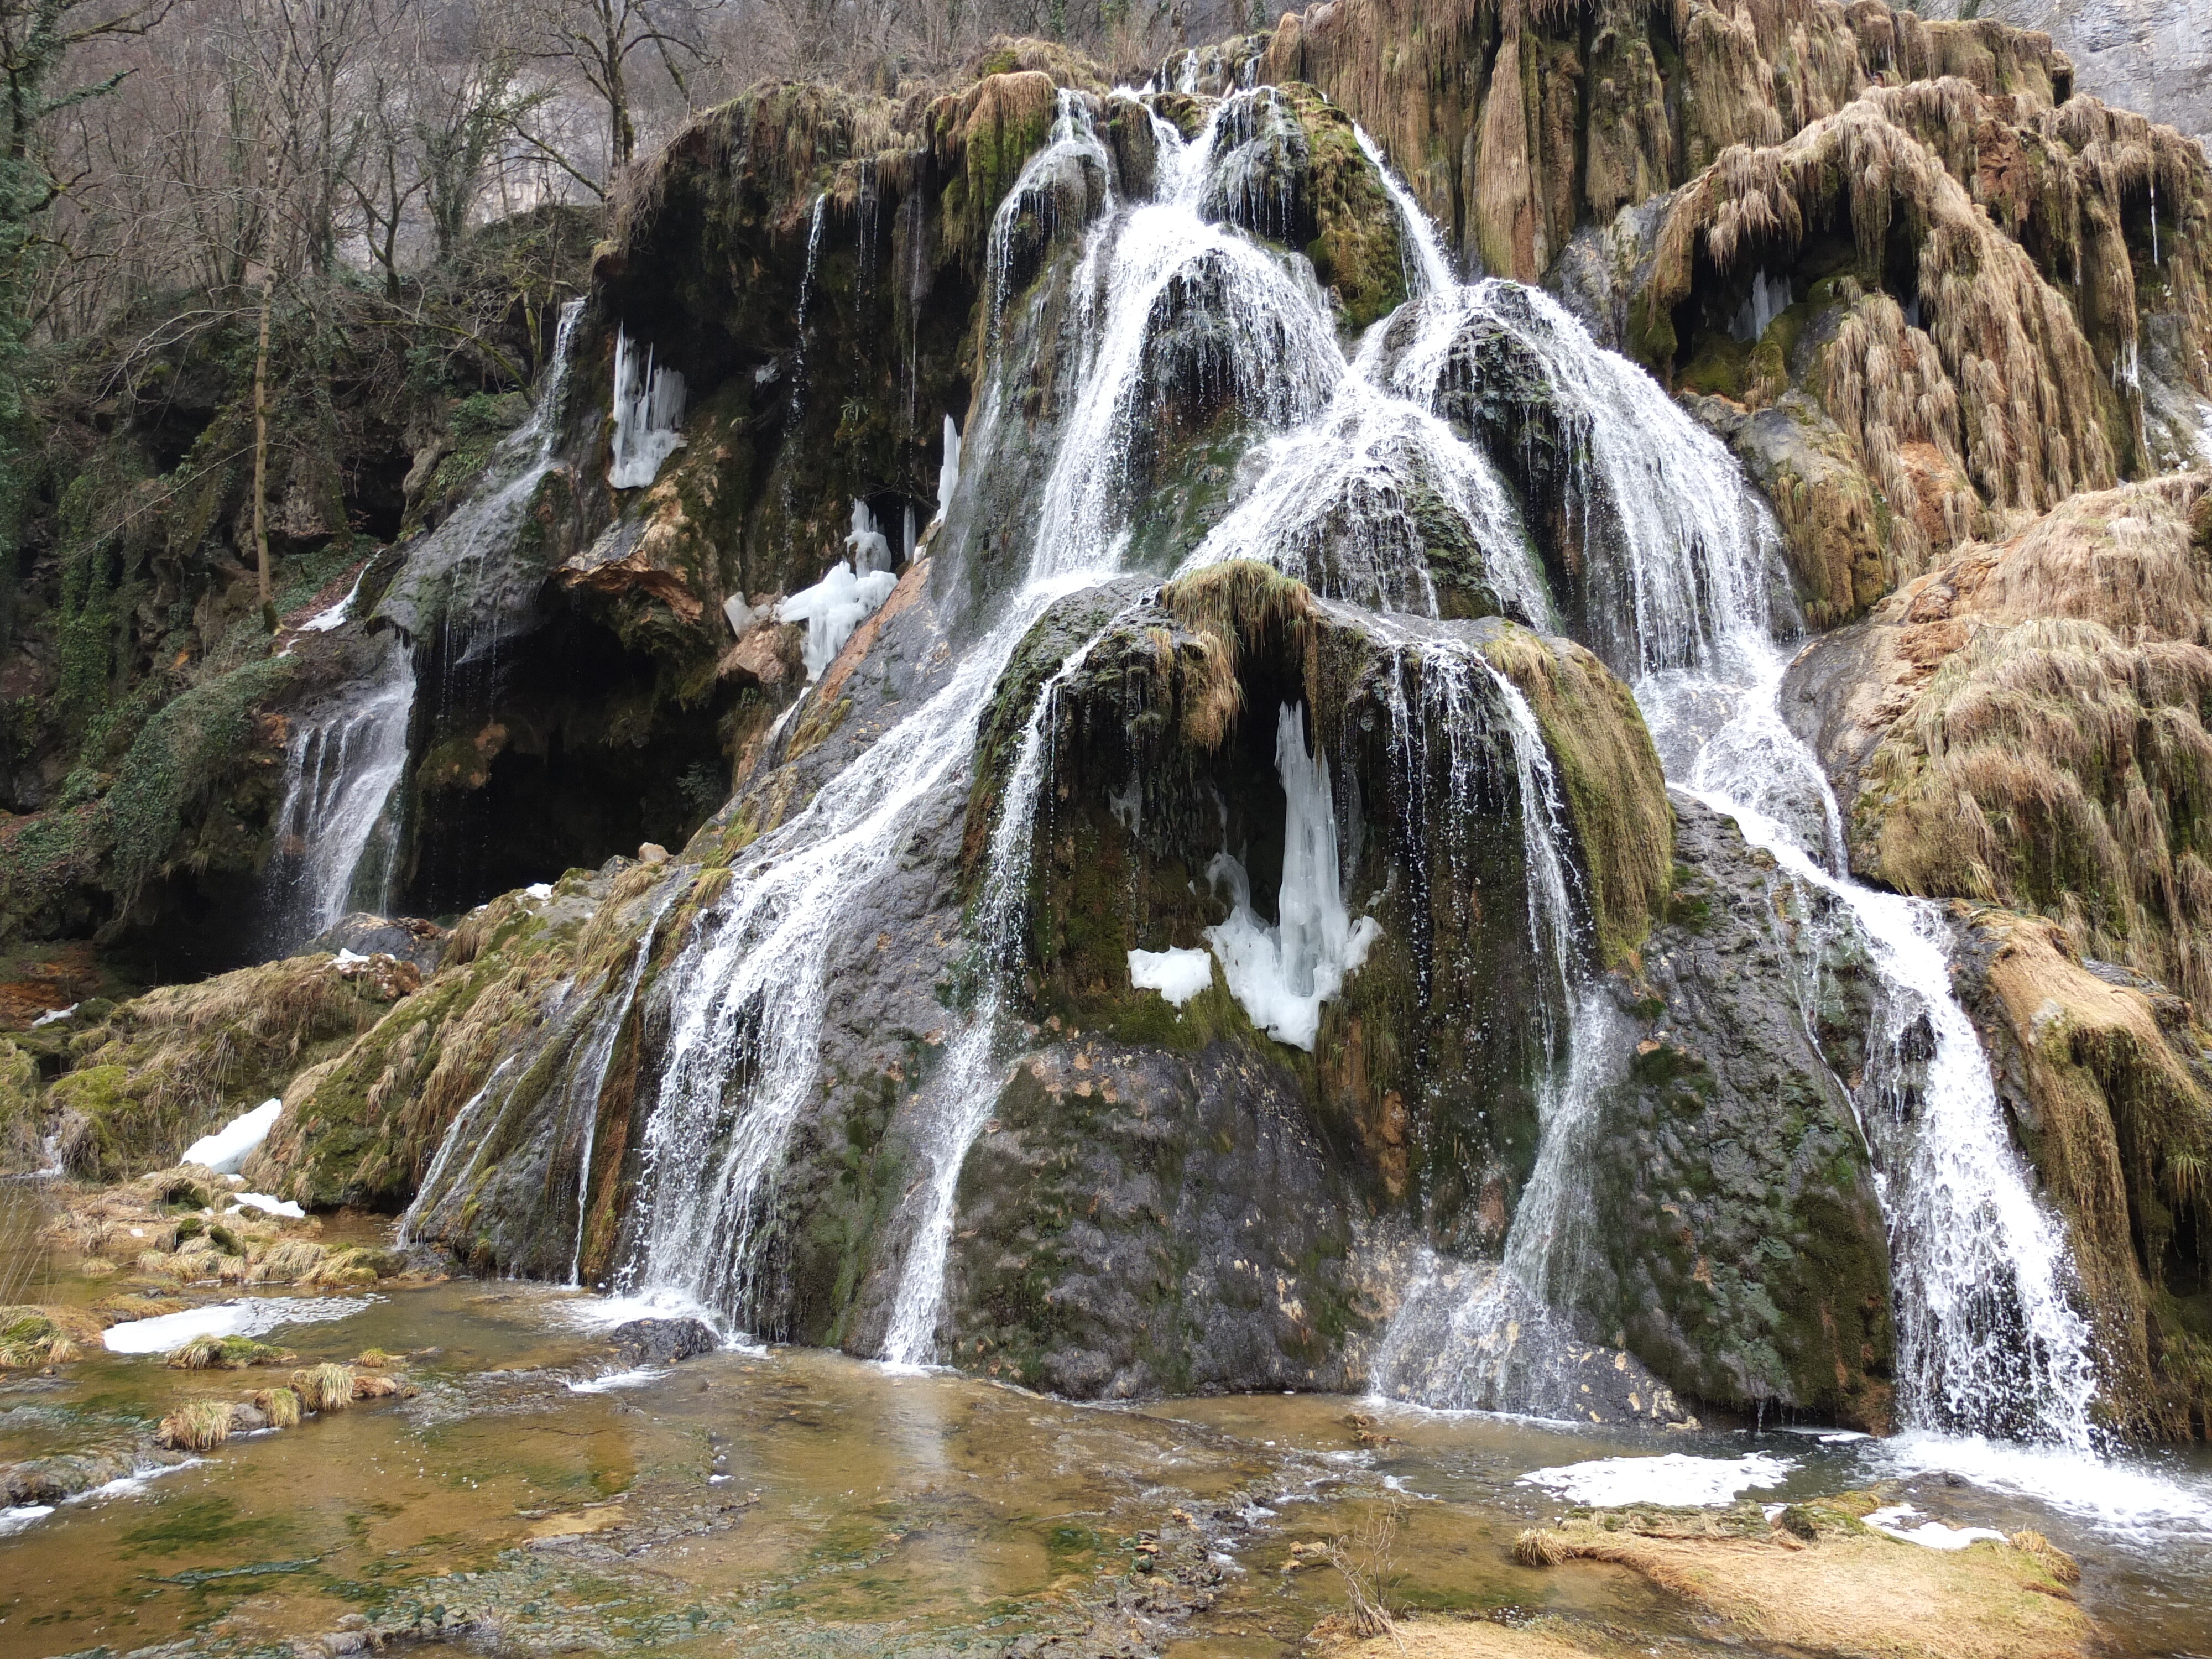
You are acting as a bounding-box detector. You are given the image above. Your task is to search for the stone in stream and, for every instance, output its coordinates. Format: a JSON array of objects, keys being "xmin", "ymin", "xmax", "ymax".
[{"xmin": 608, "ymin": 1318, "xmax": 720, "ymax": 1365}]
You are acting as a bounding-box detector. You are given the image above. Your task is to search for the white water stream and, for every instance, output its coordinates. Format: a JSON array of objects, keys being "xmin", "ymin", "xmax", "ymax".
[{"xmin": 265, "ymin": 300, "xmax": 589, "ymax": 950}]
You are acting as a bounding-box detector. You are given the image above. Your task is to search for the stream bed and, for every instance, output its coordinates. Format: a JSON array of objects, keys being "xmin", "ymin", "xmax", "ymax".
[{"xmin": 4, "ymin": 1182, "xmax": 2211, "ymax": 1658}]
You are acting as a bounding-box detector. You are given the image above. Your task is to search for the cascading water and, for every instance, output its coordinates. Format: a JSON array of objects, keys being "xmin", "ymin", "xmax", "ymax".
[
  {"xmin": 1190, "ymin": 129, "xmax": 2100, "ymax": 1446},
  {"xmin": 265, "ymin": 299, "xmax": 585, "ymax": 950},
  {"xmin": 264, "ymin": 636, "xmax": 413, "ymax": 947},
  {"xmin": 618, "ymin": 93, "xmax": 1347, "ymax": 1333},
  {"xmin": 878, "ymin": 625, "xmax": 1119, "ymax": 1366},
  {"xmin": 567, "ymin": 880, "xmax": 687, "ymax": 1285}
]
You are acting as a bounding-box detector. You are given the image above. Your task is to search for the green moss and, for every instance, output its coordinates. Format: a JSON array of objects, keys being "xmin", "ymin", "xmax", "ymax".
[{"xmin": 97, "ymin": 654, "xmax": 297, "ymax": 912}]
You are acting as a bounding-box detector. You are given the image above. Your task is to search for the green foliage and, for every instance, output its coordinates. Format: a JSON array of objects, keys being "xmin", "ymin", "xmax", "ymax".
[{"xmin": 96, "ymin": 654, "xmax": 295, "ymax": 911}]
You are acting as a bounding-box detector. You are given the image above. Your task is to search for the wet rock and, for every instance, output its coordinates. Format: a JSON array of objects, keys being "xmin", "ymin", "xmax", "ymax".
[
  {"xmin": 304, "ymin": 913, "xmax": 449, "ymax": 975},
  {"xmin": 608, "ymin": 1318, "xmax": 719, "ymax": 1365},
  {"xmin": 1584, "ymin": 795, "xmax": 1895, "ymax": 1427}
]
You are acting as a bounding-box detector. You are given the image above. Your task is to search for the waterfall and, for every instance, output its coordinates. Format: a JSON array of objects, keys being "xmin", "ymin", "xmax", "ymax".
[
  {"xmin": 398, "ymin": 1057, "xmax": 517, "ymax": 1247},
  {"xmin": 878, "ymin": 624, "xmax": 1118, "ymax": 1366},
  {"xmin": 567, "ymin": 880, "xmax": 687, "ymax": 1285},
  {"xmin": 264, "ymin": 634, "xmax": 413, "ymax": 947},
  {"xmin": 620, "ymin": 100, "xmax": 1338, "ymax": 1331},
  {"xmin": 1170, "ymin": 118, "xmax": 2099, "ymax": 1444},
  {"xmin": 264, "ymin": 300, "xmax": 586, "ymax": 951}
]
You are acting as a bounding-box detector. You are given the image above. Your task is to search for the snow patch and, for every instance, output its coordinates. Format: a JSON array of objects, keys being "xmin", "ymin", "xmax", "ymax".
[
  {"xmin": 1863, "ymin": 1505, "xmax": 2007, "ymax": 1550},
  {"xmin": 228, "ymin": 1193, "xmax": 306, "ymax": 1219},
  {"xmin": 1517, "ymin": 1452, "xmax": 1796, "ymax": 1508},
  {"xmin": 101, "ymin": 1295, "xmax": 377, "ymax": 1354},
  {"xmin": 1128, "ymin": 946, "xmax": 1213, "ymax": 1008},
  {"xmin": 180, "ymin": 1099, "xmax": 281, "ymax": 1175},
  {"xmin": 1203, "ymin": 704, "xmax": 1380, "ymax": 1051},
  {"xmin": 524, "ymin": 883, "xmax": 554, "ymax": 901}
]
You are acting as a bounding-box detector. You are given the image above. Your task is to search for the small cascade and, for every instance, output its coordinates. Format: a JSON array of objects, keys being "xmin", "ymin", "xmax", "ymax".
[
  {"xmin": 608, "ymin": 327, "xmax": 687, "ymax": 489},
  {"xmin": 879, "ymin": 625, "xmax": 1119, "ymax": 1366},
  {"xmin": 1031, "ymin": 94, "xmax": 1340, "ymax": 577},
  {"xmin": 379, "ymin": 297, "xmax": 587, "ymax": 682},
  {"xmin": 264, "ymin": 636, "xmax": 414, "ymax": 947},
  {"xmin": 986, "ymin": 90, "xmax": 1114, "ymax": 340},
  {"xmin": 398, "ymin": 1057, "xmax": 517, "ymax": 1247}
]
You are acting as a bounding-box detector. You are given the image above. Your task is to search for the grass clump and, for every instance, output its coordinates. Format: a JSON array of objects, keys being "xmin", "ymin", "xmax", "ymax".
[
  {"xmin": 252, "ymin": 1386, "xmax": 302, "ymax": 1428},
  {"xmin": 157, "ymin": 1398, "xmax": 235, "ymax": 1451},
  {"xmin": 291, "ymin": 1362, "xmax": 355, "ymax": 1413}
]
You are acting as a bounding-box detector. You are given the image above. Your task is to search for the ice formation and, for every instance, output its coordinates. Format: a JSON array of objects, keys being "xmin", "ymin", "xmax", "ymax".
[
  {"xmin": 844, "ymin": 499, "xmax": 894, "ymax": 573},
  {"xmin": 1517, "ymin": 1452, "xmax": 1797, "ymax": 1508},
  {"xmin": 1127, "ymin": 946, "xmax": 1214, "ymax": 1006},
  {"xmin": 1730, "ymin": 270, "xmax": 1792, "ymax": 342},
  {"xmin": 181, "ymin": 1098, "xmax": 283, "ymax": 1175},
  {"xmin": 776, "ymin": 561, "xmax": 900, "ymax": 681},
  {"xmin": 608, "ymin": 327, "xmax": 687, "ymax": 489},
  {"xmin": 936, "ymin": 414, "xmax": 962, "ymax": 518},
  {"xmin": 1203, "ymin": 703, "xmax": 1380, "ymax": 1051}
]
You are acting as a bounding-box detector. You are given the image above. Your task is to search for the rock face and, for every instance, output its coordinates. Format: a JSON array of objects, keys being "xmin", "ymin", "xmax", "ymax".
[
  {"xmin": 1971, "ymin": 0, "xmax": 2212, "ymax": 155},
  {"xmin": 1591, "ymin": 797, "xmax": 1894, "ymax": 1427},
  {"xmin": 1786, "ymin": 477, "xmax": 2212, "ymax": 1002},
  {"xmin": 19, "ymin": 0, "xmax": 2212, "ymax": 1445}
]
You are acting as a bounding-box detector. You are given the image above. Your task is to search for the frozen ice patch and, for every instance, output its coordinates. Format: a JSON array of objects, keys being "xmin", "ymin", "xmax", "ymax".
[
  {"xmin": 777, "ymin": 560, "xmax": 899, "ymax": 681},
  {"xmin": 1128, "ymin": 946, "xmax": 1213, "ymax": 1007},
  {"xmin": 101, "ymin": 1295, "xmax": 377, "ymax": 1354},
  {"xmin": 1863, "ymin": 1504, "xmax": 2007, "ymax": 1550},
  {"xmin": 1518, "ymin": 1452, "xmax": 1796, "ymax": 1508},
  {"xmin": 180, "ymin": 1099, "xmax": 281, "ymax": 1175},
  {"xmin": 1204, "ymin": 705, "xmax": 1380, "ymax": 1051}
]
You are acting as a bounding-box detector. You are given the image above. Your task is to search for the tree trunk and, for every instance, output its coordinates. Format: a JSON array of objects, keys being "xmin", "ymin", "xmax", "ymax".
[{"xmin": 253, "ymin": 270, "xmax": 274, "ymax": 618}]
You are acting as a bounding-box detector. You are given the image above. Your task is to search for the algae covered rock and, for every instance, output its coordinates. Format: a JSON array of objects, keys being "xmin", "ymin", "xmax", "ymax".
[
  {"xmin": 1787, "ymin": 477, "xmax": 2212, "ymax": 1004},
  {"xmin": 1587, "ymin": 796, "xmax": 1895, "ymax": 1427}
]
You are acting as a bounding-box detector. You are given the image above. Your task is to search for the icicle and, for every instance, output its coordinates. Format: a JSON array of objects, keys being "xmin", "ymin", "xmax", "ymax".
[
  {"xmin": 1202, "ymin": 703, "xmax": 1381, "ymax": 1051},
  {"xmin": 845, "ymin": 499, "xmax": 893, "ymax": 573},
  {"xmin": 608, "ymin": 328, "xmax": 688, "ymax": 489},
  {"xmin": 936, "ymin": 415, "xmax": 962, "ymax": 519}
]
